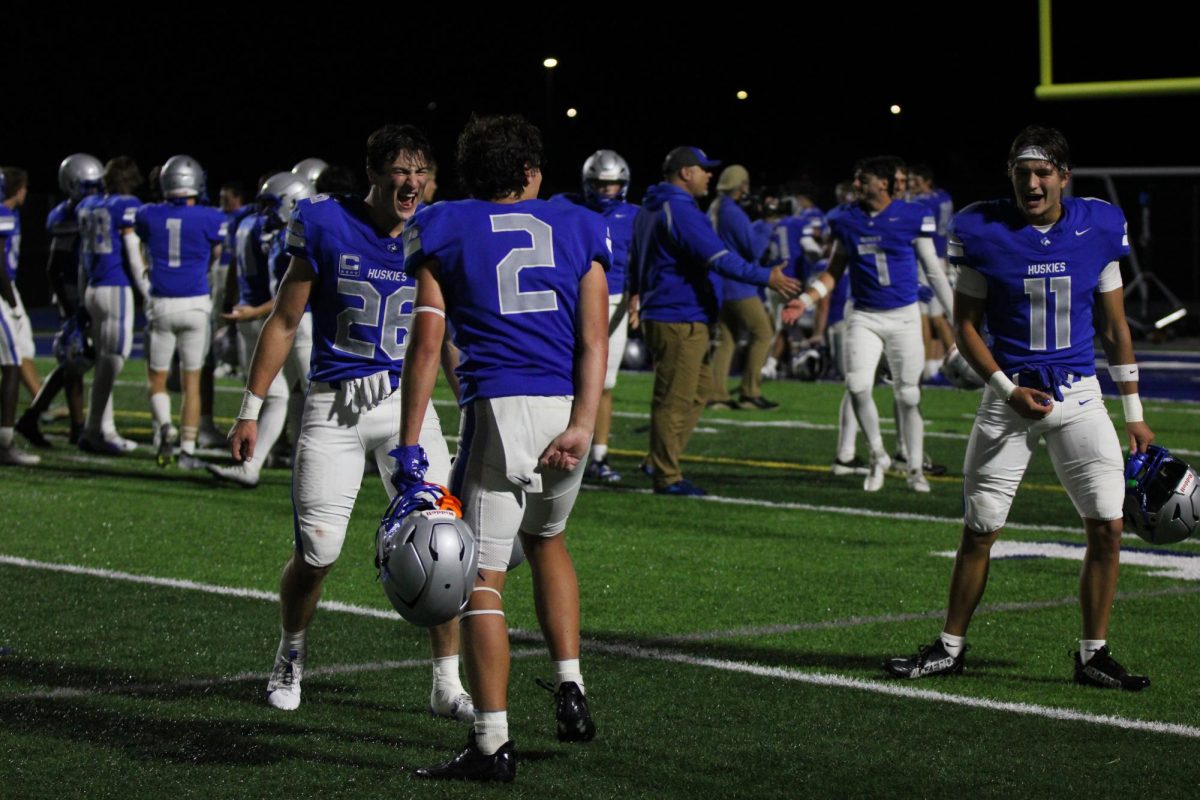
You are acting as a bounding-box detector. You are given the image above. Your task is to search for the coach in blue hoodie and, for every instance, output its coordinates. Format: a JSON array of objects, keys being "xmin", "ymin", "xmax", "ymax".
[{"xmin": 630, "ymin": 146, "xmax": 801, "ymax": 496}]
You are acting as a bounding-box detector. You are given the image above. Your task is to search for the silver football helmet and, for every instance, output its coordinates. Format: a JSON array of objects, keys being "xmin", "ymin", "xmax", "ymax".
[
  {"xmin": 1124, "ymin": 445, "xmax": 1200, "ymax": 545},
  {"xmin": 941, "ymin": 346, "xmax": 985, "ymax": 390},
  {"xmin": 259, "ymin": 172, "xmax": 315, "ymax": 225},
  {"xmin": 377, "ymin": 487, "xmax": 479, "ymax": 627},
  {"xmin": 582, "ymin": 149, "xmax": 630, "ymax": 207},
  {"xmin": 790, "ymin": 346, "xmax": 829, "ymax": 381},
  {"xmin": 160, "ymin": 154, "xmax": 206, "ymax": 199},
  {"xmin": 58, "ymin": 153, "xmax": 104, "ymax": 200},
  {"xmin": 291, "ymin": 158, "xmax": 329, "ymax": 185}
]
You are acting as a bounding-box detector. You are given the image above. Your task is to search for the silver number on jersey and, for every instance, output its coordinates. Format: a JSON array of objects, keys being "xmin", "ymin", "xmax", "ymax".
[
  {"xmin": 166, "ymin": 218, "xmax": 183, "ymax": 268},
  {"xmin": 1023, "ymin": 276, "xmax": 1071, "ymax": 351},
  {"xmin": 856, "ymin": 243, "xmax": 890, "ymax": 286},
  {"xmin": 491, "ymin": 213, "xmax": 558, "ymax": 315},
  {"xmin": 334, "ymin": 278, "xmax": 415, "ymax": 361},
  {"xmin": 80, "ymin": 208, "xmax": 114, "ymax": 255}
]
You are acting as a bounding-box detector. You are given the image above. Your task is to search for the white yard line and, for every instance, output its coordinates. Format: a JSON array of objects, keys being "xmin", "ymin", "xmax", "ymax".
[{"xmin": 2, "ymin": 554, "xmax": 1197, "ymax": 739}]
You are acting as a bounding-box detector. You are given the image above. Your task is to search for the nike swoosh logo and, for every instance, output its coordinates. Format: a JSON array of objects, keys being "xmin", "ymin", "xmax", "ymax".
[
  {"xmin": 515, "ymin": 476, "xmax": 533, "ymax": 486},
  {"xmin": 1075, "ymin": 228, "xmax": 1091, "ymax": 236},
  {"xmin": 1079, "ymin": 398, "xmax": 1092, "ymax": 405}
]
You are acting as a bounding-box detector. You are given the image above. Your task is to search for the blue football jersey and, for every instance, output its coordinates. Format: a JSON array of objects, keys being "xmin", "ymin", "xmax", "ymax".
[
  {"xmin": 136, "ymin": 202, "xmax": 227, "ymax": 298},
  {"xmin": 770, "ymin": 216, "xmax": 810, "ymax": 280},
  {"xmin": 948, "ymin": 197, "xmax": 1129, "ymax": 376},
  {"xmin": 234, "ymin": 212, "xmax": 274, "ymax": 306},
  {"xmin": 827, "ymin": 199, "xmax": 934, "ymax": 311},
  {"xmin": 220, "ymin": 205, "xmax": 256, "ymax": 269},
  {"xmin": 78, "ymin": 194, "xmax": 142, "ymax": 287},
  {"xmin": 403, "ymin": 198, "xmax": 612, "ymax": 404},
  {"xmin": 913, "ymin": 188, "xmax": 954, "ymax": 257},
  {"xmin": 550, "ymin": 192, "xmax": 635, "ymax": 295},
  {"xmin": 0, "ymin": 206, "xmax": 19, "ymax": 281},
  {"xmin": 286, "ymin": 194, "xmax": 421, "ymax": 385}
]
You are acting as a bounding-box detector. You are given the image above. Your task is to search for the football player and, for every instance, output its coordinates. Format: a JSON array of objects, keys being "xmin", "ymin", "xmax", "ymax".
[
  {"xmin": 225, "ymin": 125, "xmax": 472, "ymax": 723},
  {"xmin": 17, "ymin": 154, "xmax": 105, "ymax": 449},
  {"xmin": 135, "ymin": 155, "xmax": 227, "ymax": 469},
  {"xmin": 0, "ymin": 167, "xmax": 42, "ymax": 400},
  {"xmin": 0, "ymin": 167, "xmax": 39, "ymax": 466},
  {"xmin": 885, "ymin": 126, "xmax": 1154, "ymax": 690},
  {"xmin": 784, "ymin": 155, "xmax": 953, "ymax": 492},
  {"xmin": 209, "ymin": 172, "xmax": 314, "ymax": 487},
  {"xmin": 399, "ymin": 114, "xmax": 609, "ymax": 782},
  {"xmin": 76, "ymin": 156, "xmax": 145, "ymax": 454},
  {"xmin": 550, "ymin": 149, "xmax": 637, "ymax": 482}
]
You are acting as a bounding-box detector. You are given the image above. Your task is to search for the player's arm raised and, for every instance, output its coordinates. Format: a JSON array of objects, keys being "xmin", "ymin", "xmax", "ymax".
[
  {"xmin": 539, "ymin": 260, "xmax": 608, "ymax": 471},
  {"xmin": 227, "ymin": 255, "xmax": 314, "ymax": 462},
  {"xmin": 1095, "ymin": 283, "xmax": 1154, "ymax": 453}
]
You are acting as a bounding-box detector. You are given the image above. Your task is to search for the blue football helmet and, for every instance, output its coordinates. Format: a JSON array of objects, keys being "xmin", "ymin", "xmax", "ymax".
[
  {"xmin": 291, "ymin": 158, "xmax": 328, "ymax": 185},
  {"xmin": 376, "ymin": 483, "xmax": 478, "ymax": 627},
  {"xmin": 53, "ymin": 316, "xmax": 95, "ymax": 373},
  {"xmin": 58, "ymin": 154, "xmax": 104, "ymax": 200},
  {"xmin": 160, "ymin": 155, "xmax": 206, "ymax": 199},
  {"xmin": 582, "ymin": 149, "xmax": 630, "ymax": 210},
  {"xmin": 1124, "ymin": 445, "xmax": 1200, "ymax": 545},
  {"xmin": 258, "ymin": 172, "xmax": 315, "ymax": 226}
]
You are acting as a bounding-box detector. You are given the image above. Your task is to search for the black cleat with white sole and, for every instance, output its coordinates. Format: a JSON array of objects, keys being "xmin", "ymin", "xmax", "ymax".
[
  {"xmin": 884, "ymin": 638, "xmax": 966, "ymax": 679},
  {"xmin": 1073, "ymin": 646, "xmax": 1149, "ymax": 691}
]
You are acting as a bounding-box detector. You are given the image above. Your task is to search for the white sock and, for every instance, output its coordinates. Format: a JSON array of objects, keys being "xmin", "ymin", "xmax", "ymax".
[
  {"xmin": 474, "ymin": 710, "xmax": 509, "ymax": 755},
  {"xmin": 591, "ymin": 443, "xmax": 608, "ymax": 462},
  {"xmin": 1080, "ymin": 639, "xmax": 1106, "ymax": 665},
  {"xmin": 432, "ymin": 655, "xmax": 464, "ymax": 691},
  {"xmin": 836, "ymin": 391, "xmax": 858, "ymax": 463},
  {"xmin": 925, "ymin": 358, "xmax": 941, "ymax": 380},
  {"xmin": 939, "ymin": 632, "xmax": 965, "ymax": 659},
  {"xmin": 180, "ymin": 428, "xmax": 197, "ymax": 455},
  {"xmin": 149, "ymin": 392, "xmax": 171, "ymax": 427},
  {"xmin": 554, "ymin": 658, "xmax": 584, "ymax": 692},
  {"xmin": 277, "ymin": 628, "xmax": 306, "ymax": 660},
  {"xmin": 0, "ymin": 427, "xmax": 13, "ymax": 447}
]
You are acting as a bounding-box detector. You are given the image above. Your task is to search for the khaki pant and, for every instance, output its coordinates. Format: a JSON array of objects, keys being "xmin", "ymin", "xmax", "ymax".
[
  {"xmin": 710, "ymin": 295, "xmax": 773, "ymax": 401},
  {"xmin": 643, "ymin": 320, "xmax": 711, "ymax": 488}
]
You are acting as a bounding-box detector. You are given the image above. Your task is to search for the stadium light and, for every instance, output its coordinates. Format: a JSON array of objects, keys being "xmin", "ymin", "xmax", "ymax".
[
  {"xmin": 890, "ymin": 104, "xmax": 902, "ymax": 115},
  {"xmin": 543, "ymin": 57, "xmax": 558, "ymax": 69},
  {"xmin": 1154, "ymin": 308, "xmax": 1188, "ymax": 330},
  {"xmin": 566, "ymin": 108, "xmax": 578, "ymax": 118},
  {"xmin": 736, "ymin": 90, "xmax": 749, "ymax": 100}
]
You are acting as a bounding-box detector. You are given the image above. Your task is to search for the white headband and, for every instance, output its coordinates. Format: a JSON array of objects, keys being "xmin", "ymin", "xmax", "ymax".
[{"xmin": 1010, "ymin": 146, "xmax": 1065, "ymax": 170}]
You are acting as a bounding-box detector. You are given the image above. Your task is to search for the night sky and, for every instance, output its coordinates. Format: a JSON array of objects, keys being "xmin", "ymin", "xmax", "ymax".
[{"xmin": 6, "ymin": 6, "xmax": 1199, "ymax": 311}]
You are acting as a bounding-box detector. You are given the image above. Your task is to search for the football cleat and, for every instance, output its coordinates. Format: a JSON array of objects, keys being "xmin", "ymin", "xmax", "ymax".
[
  {"xmin": 883, "ymin": 639, "xmax": 966, "ymax": 679},
  {"xmin": 892, "ymin": 453, "xmax": 947, "ymax": 477},
  {"xmin": 176, "ymin": 452, "xmax": 207, "ymax": 471},
  {"xmin": 1073, "ymin": 646, "xmax": 1149, "ymax": 691},
  {"xmin": 706, "ymin": 398, "xmax": 738, "ymax": 411},
  {"xmin": 78, "ymin": 433, "xmax": 127, "ymax": 456},
  {"xmin": 654, "ymin": 479, "xmax": 706, "ymax": 497},
  {"xmin": 15, "ymin": 411, "xmax": 51, "ymax": 449},
  {"xmin": 266, "ymin": 649, "xmax": 304, "ymax": 710},
  {"xmin": 538, "ymin": 679, "xmax": 596, "ymax": 742},
  {"xmin": 907, "ymin": 469, "xmax": 931, "ymax": 493},
  {"xmin": 414, "ymin": 731, "xmax": 516, "ymax": 782},
  {"xmin": 207, "ymin": 462, "xmax": 260, "ymax": 488},
  {"xmin": 156, "ymin": 424, "xmax": 174, "ymax": 467},
  {"xmin": 585, "ymin": 458, "xmax": 622, "ymax": 483},
  {"xmin": 429, "ymin": 687, "xmax": 476, "ymax": 723},
  {"xmin": 831, "ymin": 456, "xmax": 869, "ymax": 476},
  {"xmin": 864, "ymin": 453, "xmax": 891, "ymax": 492},
  {"xmin": 737, "ymin": 395, "xmax": 780, "ymax": 410},
  {"xmin": 0, "ymin": 444, "xmax": 41, "ymax": 467}
]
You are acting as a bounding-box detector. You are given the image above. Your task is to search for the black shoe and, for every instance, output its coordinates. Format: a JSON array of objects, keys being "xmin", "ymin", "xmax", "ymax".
[
  {"xmin": 1073, "ymin": 646, "xmax": 1149, "ymax": 691},
  {"xmin": 831, "ymin": 456, "xmax": 869, "ymax": 476},
  {"xmin": 538, "ymin": 679, "xmax": 596, "ymax": 742},
  {"xmin": 892, "ymin": 453, "xmax": 948, "ymax": 477},
  {"xmin": 15, "ymin": 412, "xmax": 51, "ymax": 449},
  {"xmin": 883, "ymin": 639, "xmax": 966, "ymax": 679},
  {"xmin": 414, "ymin": 732, "xmax": 516, "ymax": 782},
  {"xmin": 68, "ymin": 423, "xmax": 83, "ymax": 446},
  {"xmin": 737, "ymin": 395, "xmax": 779, "ymax": 410},
  {"xmin": 706, "ymin": 399, "xmax": 738, "ymax": 410}
]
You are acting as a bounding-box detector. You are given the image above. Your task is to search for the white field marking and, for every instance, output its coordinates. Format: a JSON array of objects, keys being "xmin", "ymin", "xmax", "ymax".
[
  {"xmin": 577, "ymin": 640, "xmax": 1200, "ymax": 740},
  {"xmin": 940, "ymin": 540, "xmax": 1200, "ymax": 581},
  {"xmin": 4, "ymin": 555, "xmax": 1199, "ymax": 739},
  {"xmin": 4, "ymin": 649, "xmax": 546, "ymax": 703},
  {"xmin": 653, "ymin": 585, "xmax": 1200, "ymax": 643},
  {"xmin": 578, "ymin": 485, "xmax": 1200, "ymax": 547}
]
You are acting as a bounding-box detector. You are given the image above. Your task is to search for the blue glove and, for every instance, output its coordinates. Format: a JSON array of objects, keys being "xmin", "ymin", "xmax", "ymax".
[
  {"xmin": 388, "ymin": 444, "xmax": 429, "ymax": 494},
  {"xmin": 917, "ymin": 284, "xmax": 934, "ymax": 304}
]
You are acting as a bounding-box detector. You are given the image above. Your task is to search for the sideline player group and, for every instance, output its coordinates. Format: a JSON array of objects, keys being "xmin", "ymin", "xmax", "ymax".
[{"xmin": 0, "ymin": 120, "xmax": 1158, "ymax": 781}]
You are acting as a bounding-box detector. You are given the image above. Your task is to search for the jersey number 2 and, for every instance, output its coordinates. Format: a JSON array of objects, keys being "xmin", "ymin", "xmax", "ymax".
[{"xmin": 491, "ymin": 214, "xmax": 558, "ymax": 315}]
